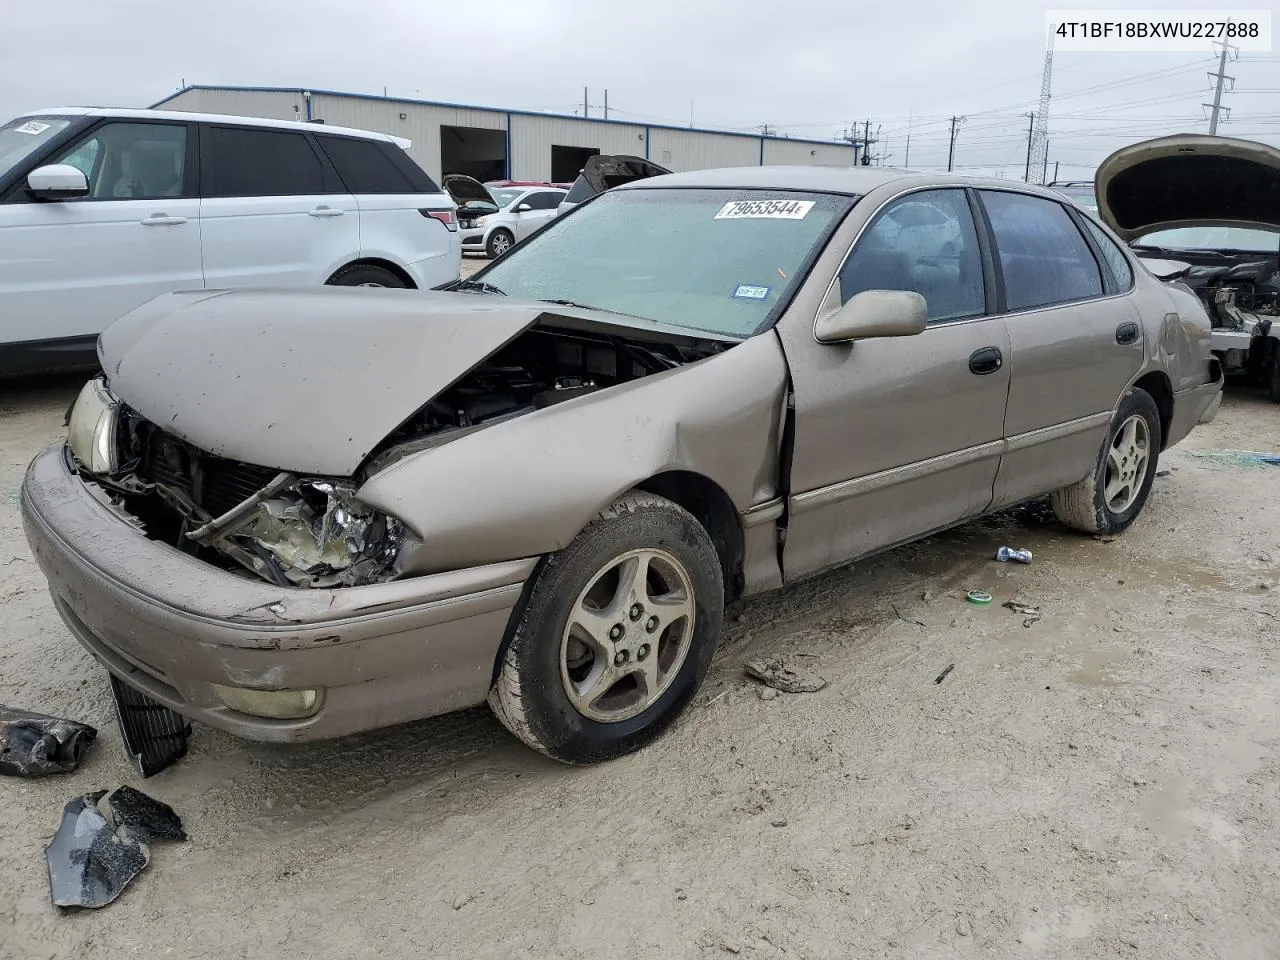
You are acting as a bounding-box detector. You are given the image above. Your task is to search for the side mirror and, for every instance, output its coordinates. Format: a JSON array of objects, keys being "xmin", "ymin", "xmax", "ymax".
[
  {"xmin": 815, "ymin": 289, "xmax": 927, "ymax": 343},
  {"xmin": 515, "ymin": 202, "xmax": 532, "ymax": 212},
  {"xmin": 27, "ymin": 164, "xmax": 89, "ymax": 201}
]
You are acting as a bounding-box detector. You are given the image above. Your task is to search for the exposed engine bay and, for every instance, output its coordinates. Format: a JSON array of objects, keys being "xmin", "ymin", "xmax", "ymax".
[
  {"xmin": 1142, "ymin": 246, "xmax": 1280, "ymax": 382},
  {"xmin": 79, "ymin": 322, "xmax": 726, "ymax": 589}
]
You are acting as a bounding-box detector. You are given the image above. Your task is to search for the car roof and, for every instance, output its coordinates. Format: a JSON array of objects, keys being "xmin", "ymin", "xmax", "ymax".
[
  {"xmin": 619, "ymin": 165, "xmax": 1074, "ymax": 200},
  {"xmin": 21, "ymin": 106, "xmax": 411, "ymax": 150}
]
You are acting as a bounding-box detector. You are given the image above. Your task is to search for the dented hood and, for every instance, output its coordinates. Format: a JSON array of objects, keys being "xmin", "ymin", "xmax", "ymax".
[
  {"xmin": 98, "ymin": 288, "xmax": 546, "ymax": 476},
  {"xmin": 1096, "ymin": 134, "xmax": 1280, "ymax": 242}
]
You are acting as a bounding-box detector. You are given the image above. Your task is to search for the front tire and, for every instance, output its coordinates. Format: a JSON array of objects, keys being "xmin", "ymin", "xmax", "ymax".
[
  {"xmin": 488, "ymin": 492, "xmax": 723, "ymax": 764},
  {"xmin": 1051, "ymin": 388, "xmax": 1162, "ymax": 535},
  {"xmin": 486, "ymin": 229, "xmax": 514, "ymax": 259}
]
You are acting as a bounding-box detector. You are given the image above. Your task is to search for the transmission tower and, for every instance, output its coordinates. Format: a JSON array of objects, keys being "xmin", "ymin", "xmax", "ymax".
[{"xmin": 1029, "ymin": 32, "xmax": 1053, "ymax": 184}]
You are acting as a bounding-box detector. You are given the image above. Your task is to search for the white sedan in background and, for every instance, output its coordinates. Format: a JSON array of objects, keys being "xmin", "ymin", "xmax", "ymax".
[{"xmin": 456, "ymin": 180, "xmax": 567, "ymax": 257}]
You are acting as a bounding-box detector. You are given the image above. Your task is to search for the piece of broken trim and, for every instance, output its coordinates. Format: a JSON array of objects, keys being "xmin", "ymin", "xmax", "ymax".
[
  {"xmin": 745, "ymin": 658, "xmax": 828, "ymax": 694},
  {"xmin": 110, "ymin": 674, "xmax": 191, "ymax": 778},
  {"xmin": 0, "ymin": 706, "xmax": 97, "ymax": 777},
  {"xmin": 46, "ymin": 787, "xmax": 187, "ymax": 909}
]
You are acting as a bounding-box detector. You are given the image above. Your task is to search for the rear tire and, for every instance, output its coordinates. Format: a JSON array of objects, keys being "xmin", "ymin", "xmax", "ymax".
[
  {"xmin": 486, "ymin": 229, "xmax": 514, "ymax": 259},
  {"xmin": 1052, "ymin": 388, "xmax": 1162, "ymax": 535},
  {"xmin": 488, "ymin": 492, "xmax": 723, "ymax": 764},
  {"xmin": 326, "ymin": 264, "xmax": 407, "ymax": 288}
]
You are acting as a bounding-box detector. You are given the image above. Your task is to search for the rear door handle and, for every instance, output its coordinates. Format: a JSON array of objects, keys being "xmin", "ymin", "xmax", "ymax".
[
  {"xmin": 968, "ymin": 346, "xmax": 1003, "ymax": 376},
  {"xmin": 309, "ymin": 206, "xmax": 345, "ymax": 218},
  {"xmin": 1116, "ymin": 321, "xmax": 1140, "ymax": 345},
  {"xmin": 140, "ymin": 215, "xmax": 187, "ymax": 226}
]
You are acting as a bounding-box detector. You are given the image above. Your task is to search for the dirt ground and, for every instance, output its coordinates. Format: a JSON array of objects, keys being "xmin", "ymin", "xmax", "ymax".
[{"xmin": 2, "ymin": 369, "xmax": 1278, "ymax": 960}]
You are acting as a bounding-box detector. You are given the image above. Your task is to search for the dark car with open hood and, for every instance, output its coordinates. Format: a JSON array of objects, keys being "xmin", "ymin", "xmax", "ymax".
[
  {"xmin": 1094, "ymin": 134, "xmax": 1280, "ymax": 401},
  {"xmin": 22, "ymin": 165, "xmax": 1221, "ymax": 765}
]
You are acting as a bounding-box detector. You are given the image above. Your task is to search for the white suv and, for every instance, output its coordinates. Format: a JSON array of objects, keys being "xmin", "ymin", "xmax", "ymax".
[{"xmin": 0, "ymin": 108, "xmax": 461, "ymax": 376}]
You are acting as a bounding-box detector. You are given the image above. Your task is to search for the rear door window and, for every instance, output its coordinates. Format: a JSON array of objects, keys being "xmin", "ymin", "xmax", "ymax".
[
  {"xmin": 979, "ymin": 190, "xmax": 1104, "ymax": 311},
  {"xmin": 203, "ymin": 126, "xmax": 327, "ymax": 197},
  {"xmin": 838, "ymin": 188, "xmax": 986, "ymax": 323},
  {"xmin": 526, "ymin": 191, "xmax": 564, "ymax": 210},
  {"xmin": 563, "ymin": 175, "xmax": 594, "ymax": 204},
  {"xmin": 316, "ymin": 135, "xmax": 418, "ymax": 194},
  {"xmin": 1080, "ymin": 217, "xmax": 1134, "ymax": 291}
]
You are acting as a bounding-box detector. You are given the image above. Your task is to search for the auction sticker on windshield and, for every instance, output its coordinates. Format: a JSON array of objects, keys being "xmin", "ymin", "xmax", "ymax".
[
  {"xmin": 715, "ymin": 199, "xmax": 815, "ymax": 220},
  {"xmin": 15, "ymin": 121, "xmax": 51, "ymax": 135}
]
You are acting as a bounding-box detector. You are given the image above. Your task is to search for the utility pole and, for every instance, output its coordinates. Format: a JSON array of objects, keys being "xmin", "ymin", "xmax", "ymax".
[
  {"xmin": 1205, "ymin": 40, "xmax": 1237, "ymax": 133},
  {"xmin": 1053, "ymin": 160, "xmax": 1060, "ymax": 182},
  {"xmin": 759, "ymin": 124, "xmax": 776, "ymax": 136},
  {"xmin": 1024, "ymin": 112, "xmax": 1035, "ymax": 182},
  {"xmin": 947, "ymin": 116, "xmax": 965, "ymax": 172},
  {"xmin": 904, "ymin": 111, "xmax": 912, "ymax": 168},
  {"xmin": 1041, "ymin": 139, "xmax": 1049, "ymax": 184},
  {"xmin": 839, "ymin": 124, "xmax": 862, "ymax": 165},
  {"xmin": 583, "ymin": 87, "xmax": 589, "ymax": 118},
  {"xmin": 604, "ymin": 89, "xmax": 609, "ymax": 120}
]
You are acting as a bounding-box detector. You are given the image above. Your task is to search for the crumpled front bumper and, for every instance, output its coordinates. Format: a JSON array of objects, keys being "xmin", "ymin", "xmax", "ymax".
[{"xmin": 20, "ymin": 443, "xmax": 535, "ymax": 743}]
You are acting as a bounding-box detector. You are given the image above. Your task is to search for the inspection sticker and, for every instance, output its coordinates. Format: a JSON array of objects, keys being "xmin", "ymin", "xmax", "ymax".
[
  {"xmin": 733, "ymin": 284, "xmax": 771, "ymax": 300},
  {"xmin": 714, "ymin": 199, "xmax": 814, "ymax": 220},
  {"xmin": 15, "ymin": 121, "xmax": 50, "ymax": 135}
]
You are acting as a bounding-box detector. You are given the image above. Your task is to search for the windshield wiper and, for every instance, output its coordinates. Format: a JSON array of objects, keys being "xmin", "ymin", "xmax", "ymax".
[
  {"xmin": 457, "ymin": 279, "xmax": 507, "ymax": 296},
  {"xmin": 538, "ymin": 298, "xmax": 640, "ymax": 319}
]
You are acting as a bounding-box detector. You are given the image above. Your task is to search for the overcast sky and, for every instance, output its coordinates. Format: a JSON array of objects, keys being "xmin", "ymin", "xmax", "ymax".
[{"xmin": 5, "ymin": 0, "xmax": 1279, "ymax": 178}]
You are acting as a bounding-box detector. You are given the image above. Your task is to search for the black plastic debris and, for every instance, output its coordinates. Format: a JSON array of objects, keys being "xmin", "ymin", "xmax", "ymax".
[
  {"xmin": 109, "ymin": 675, "xmax": 191, "ymax": 777},
  {"xmin": 45, "ymin": 786, "xmax": 187, "ymax": 910},
  {"xmin": 0, "ymin": 706, "xmax": 97, "ymax": 777},
  {"xmin": 46, "ymin": 792, "xmax": 150, "ymax": 909},
  {"xmin": 104, "ymin": 786, "xmax": 187, "ymax": 843}
]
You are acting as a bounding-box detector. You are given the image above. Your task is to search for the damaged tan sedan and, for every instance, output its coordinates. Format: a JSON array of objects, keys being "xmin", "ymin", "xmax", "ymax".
[{"xmin": 22, "ymin": 167, "xmax": 1224, "ymax": 764}]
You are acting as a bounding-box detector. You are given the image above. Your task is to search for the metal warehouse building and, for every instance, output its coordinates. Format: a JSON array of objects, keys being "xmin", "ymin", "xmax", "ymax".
[{"xmin": 152, "ymin": 86, "xmax": 857, "ymax": 184}]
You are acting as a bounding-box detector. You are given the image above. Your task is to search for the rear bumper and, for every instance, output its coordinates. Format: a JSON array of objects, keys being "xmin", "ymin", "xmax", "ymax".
[
  {"xmin": 1168, "ymin": 358, "xmax": 1225, "ymax": 446},
  {"xmin": 21, "ymin": 443, "xmax": 536, "ymax": 743}
]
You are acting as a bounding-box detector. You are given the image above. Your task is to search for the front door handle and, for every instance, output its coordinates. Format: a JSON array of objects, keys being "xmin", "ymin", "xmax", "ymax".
[
  {"xmin": 309, "ymin": 206, "xmax": 345, "ymax": 218},
  {"xmin": 969, "ymin": 346, "xmax": 1003, "ymax": 376},
  {"xmin": 1116, "ymin": 321, "xmax": 1140, "ymax": 345},
  {"xmin": 140, "ymin": 214, "xmax": 187, "ymax": 226}
]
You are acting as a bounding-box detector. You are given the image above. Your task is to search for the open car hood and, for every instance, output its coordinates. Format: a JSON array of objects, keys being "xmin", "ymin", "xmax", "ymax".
[
  {"xmin": 442, "ymin": 174, "xmax": 497, "ymax": 208},
  {"xmin": 1096, "ymin": 134, "xmax": 1280, "ymax": 242},
  {"xmin": 99, "ymin": 289, "xmax": 588, "ymax": 477},
  {"xmin": 581, "ymin": 155, "xmax": 672, "ymax": 195}
]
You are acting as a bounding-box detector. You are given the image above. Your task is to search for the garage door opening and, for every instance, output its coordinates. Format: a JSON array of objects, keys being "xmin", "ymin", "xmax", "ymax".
[
  {"xmin": 441, "ymin": 126, "xmax": 507, "ymax": 181},
  {"xmin": 551, "ymin": 145, "xmax": 599, "ymax": 183}
]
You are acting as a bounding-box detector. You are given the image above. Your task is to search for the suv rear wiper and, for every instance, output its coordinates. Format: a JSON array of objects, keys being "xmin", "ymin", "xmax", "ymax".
[{"xmin": 457, "ymin": 279, "xmax": 507, "ymax": 295}]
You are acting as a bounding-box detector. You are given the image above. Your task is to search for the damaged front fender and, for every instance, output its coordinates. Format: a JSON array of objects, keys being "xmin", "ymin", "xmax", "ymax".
[{"xmin": 357, "ymin": 332, "xmax": 789, "ymax": 575}]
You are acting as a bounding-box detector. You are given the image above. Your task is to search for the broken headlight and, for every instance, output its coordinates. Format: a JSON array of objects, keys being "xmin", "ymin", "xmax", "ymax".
[
  {"xmin": 188, "ymin": 477, "xmax": 407, "ymax": 588},
  {"xmin": 66, "ymin": 379, "xmax": 120, "ymax": 476}
]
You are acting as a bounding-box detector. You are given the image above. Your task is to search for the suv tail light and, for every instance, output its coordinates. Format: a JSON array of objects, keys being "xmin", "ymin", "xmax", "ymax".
[{"xmin": 420, "ymin": 208, "xmax": 458, "ymax": 232}]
